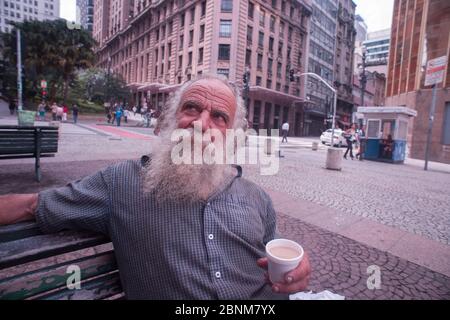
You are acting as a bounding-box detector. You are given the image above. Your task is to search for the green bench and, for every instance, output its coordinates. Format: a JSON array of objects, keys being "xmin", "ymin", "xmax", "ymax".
[
  {"xmin": 0, "ymin": 222, "xmax": 124, "ymax": 300},
  {"xmin": 0, "ymin": 125, "xmax": 59, "ymax": 182}
]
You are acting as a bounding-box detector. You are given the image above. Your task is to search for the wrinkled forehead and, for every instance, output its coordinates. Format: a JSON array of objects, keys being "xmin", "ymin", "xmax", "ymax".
[{"xmin": 179, "ymin": 79, "xmax": 237, "ymax": 112}]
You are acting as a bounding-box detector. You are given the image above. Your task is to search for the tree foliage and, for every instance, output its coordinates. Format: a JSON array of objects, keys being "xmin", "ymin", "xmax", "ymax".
[{"xmin": 0, "ymin": 19, "xmax": 96, "ymax": 105}]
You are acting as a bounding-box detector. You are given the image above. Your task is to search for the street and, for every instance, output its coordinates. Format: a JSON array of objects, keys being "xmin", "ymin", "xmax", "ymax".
[{"xmin": 0, "ymin": 104, "xmax": 449, "ymax": 299}]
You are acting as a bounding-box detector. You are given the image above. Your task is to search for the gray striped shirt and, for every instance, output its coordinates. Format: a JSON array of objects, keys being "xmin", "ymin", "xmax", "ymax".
[{"xmin": 36, "ymin": 156, "xmax": 287, "ymax": 300}]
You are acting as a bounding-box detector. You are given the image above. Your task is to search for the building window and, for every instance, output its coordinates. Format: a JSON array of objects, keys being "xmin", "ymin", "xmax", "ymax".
[
  {"xmin": 180, "ymin": 13, "xmax": 185, "ymax": 27},
  {"xmin": 288, "ymin": 26, "xmax": 293, "ymax": 41},
  {"xmin": 290, "ymin": 6, "xmax": 294, "ymax": 18},
  {"xmin": 258, "ymin": 31, "xmax": 264, "ymax": 48},
  {"xmin": 259, "ymin": 10, "xmax": 265, "ymax": 27},
  {"xmin": 198, "ymin": 47, "xmax": 204, "ymax": 64},
  {"xmin": 178, "ymin": 55, "xmax": 183, "ymax": 69},
  {"xmin": 257, "ymin": 53, "xmax": 263, "ymax": 70},
  {"xmin": 268, "ymin": 58, "xmax": 273, "ymax": 76},
  {"xmin": 189, "ymin": 30, "xmax": 194, "ymax": 46},
  {"xmin": 278, "ymin": 41, "xmax": 283, "ymax": 57},
  {"xmin": 245, "ymin": 49, "xmax": 252, "ymax": 67},
  {"xmin": 269, "ymin": 37, "xmax": 274, "ymax": 52},
  {"xmin": 277, "ymin": 62, "xmax": 282, "ymax": 78},
  {"xmin": 221, "ymin": 0, "xmax": 232, "ymax": 12},
  {"xmin": 179, "ymin": 35, "xmax": 184, "ymax": 50},
  {"xmin": 267, "ymin": 79, "xmax": 272, "ymax": 89},
  {"xmin": 190, "ymin": 7, "xmax": 195, "ymax": 24},
  {"xmin": 200, "ymin": 25, "xmax": 205, "ymax": 41},
  {"xmin": 201, "ymin": 1, "xmax": 206, "ymax": 17},
  {"xmin": 217, "ymin": 68, "xmax": 229, "ymax": 78},
  {"xmin": 247, "ymin": 25, "xmax": 253, "ymax": 44},
  {"xmin": 219, "ymin": 20, "xmax": 232, "ymax": 37},
  {"xmin": 270, "ymin": 16, "xmax": 276, "ymax": 32},
  {"xmin": 256, "ymin": 76, "xmax": 262, "ymax": 86},
  {"xmin": 188, "ymin": 52, "xmax": 192, "ymax": 66},
  {"xmin": 218, "ymin": 44, "xmax": 230, "ymax": 60},
  {"xmin": 281, "ymin": 1, "xmax": 286, "ymax": 13},
  {"xmin": 272, "ymin": 0, "xmax": 277, "ymax": 9},
  {"xmin": 248, "ymin": 2, "xmax": 254, "ymax": 19}
]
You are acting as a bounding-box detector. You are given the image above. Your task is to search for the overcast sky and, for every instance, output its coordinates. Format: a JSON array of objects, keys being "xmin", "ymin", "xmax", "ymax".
[{"xmin": 60, "ymin": 0, "xmax": 395, "ymax": 33}]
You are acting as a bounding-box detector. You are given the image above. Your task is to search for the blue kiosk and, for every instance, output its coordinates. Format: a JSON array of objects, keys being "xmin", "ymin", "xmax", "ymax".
[{"xmin": 357, "ymin": 106, "xmax": 417, "ymax": 164}]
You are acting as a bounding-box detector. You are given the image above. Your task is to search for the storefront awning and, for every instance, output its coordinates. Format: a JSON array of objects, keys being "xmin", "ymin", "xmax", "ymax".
[
  {"xmin": 249, "ymin": 86, "xmax": 306, "ymax": 105},
  {"xmin": 137, "ymin": 82, "xmax": 167, "ymax": 91}
]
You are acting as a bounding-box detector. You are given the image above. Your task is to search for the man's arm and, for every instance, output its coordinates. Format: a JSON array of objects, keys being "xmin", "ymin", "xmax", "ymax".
[{"xmin": 0, "ymin": 194, "xmax": 38, "ymax": 225}]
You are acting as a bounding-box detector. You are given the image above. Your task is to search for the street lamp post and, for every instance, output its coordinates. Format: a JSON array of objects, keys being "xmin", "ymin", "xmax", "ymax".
[
  {"xmin": 294, "ymin": 72, "xmax": 337, "ymax": 142},
  {"xmin": 294, "ymin": 72, "xmax": 340, "ymax": 170},
  {"xmin": 360, "ymin": 49, "xmax": 367, "ymax": 108}
]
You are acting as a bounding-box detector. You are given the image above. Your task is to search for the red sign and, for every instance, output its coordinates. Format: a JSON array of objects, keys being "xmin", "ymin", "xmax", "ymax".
[{"xmin": 425, "ymin": 56, "xmax": 447, "ymax": 86}]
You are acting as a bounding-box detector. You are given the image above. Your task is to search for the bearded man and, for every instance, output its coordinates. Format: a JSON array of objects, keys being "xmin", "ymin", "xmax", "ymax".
[{"xmin": 0, "ymin": 74, "xmax": 310, "ymax": 300}]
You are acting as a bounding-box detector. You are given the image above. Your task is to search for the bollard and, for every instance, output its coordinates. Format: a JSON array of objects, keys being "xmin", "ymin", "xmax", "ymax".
[
  {"xmin": 325, "ymin": 147, "xmax": 343, "ymax": 170},
  {"xmin": 264, "ymin": 138, "xmax": 273, "ymax": 155},
  {"xmin": 312, "ymin": 142, "xmax": 319, "ymax": 151}
]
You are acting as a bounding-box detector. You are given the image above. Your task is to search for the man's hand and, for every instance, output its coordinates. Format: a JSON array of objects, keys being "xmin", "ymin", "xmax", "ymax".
[
  {"xmin": 0, "ymin": 194, "xmax": 38, "ymax": 225},
  {"xmin": 257, "ymin": 252, "xmax": 311, "ymax": 294}
]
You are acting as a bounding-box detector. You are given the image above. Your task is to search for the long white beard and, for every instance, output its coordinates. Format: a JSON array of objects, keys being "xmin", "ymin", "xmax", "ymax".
[{"xmin": 143, "ymin": 134, "xmax": 233, "ymax": 204}]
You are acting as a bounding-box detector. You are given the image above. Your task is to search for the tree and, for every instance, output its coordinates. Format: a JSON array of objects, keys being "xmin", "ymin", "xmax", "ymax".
[
  {"xmin": 0, "ymin": 19, "xmax": 96, "ymax": 105},
  {"xmin": 69, "ymin": 68, "xmax": 130, "ymax": 107}
]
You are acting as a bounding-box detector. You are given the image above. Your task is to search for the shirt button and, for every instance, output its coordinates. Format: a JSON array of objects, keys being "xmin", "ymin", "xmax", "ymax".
[
  {"xmin": 215, "ymin": 271, "xmax": 221, "ymax": 278},
  {"xmin": 208, "ymin": 234, "xmax": 214, "ymax": 240}
]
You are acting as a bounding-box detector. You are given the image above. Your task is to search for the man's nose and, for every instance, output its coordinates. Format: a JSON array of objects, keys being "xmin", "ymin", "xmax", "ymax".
[{"xmin": 198, "ymin": 110, "xmax": 212, "ymax": 132}]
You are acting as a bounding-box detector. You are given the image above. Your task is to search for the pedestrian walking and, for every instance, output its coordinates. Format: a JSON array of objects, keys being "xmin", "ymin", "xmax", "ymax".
[
  {"xmin": 115, "ymin": 105, "xmax": 123, "ymax": 127},
  {"xmin": 281, "ymin": 121, "xmax": 289, "ymax": 143},
  {"xmin": 37, "ymin": 101, "xmax": 46, "ymax": 121},
  {"xmin": 8, "ymin": 99, "xmax": 16, "ymax": 115},
  {"xmin": 355, "ymin": 125, "xmax": 365, "ymax": 160},
  {"xmin": 72, "ymin": 104, "xmax": 79, "ymax": 124},
  {"xmin": 62, "ymin": 105, "xmax": 68, "ymax": 122},
  {"xmin": 56, "ymin": 105, "xmax": 64, "ymax": 121},
  {"xmin": 51, "ymin": 103, "xmax": 58, "ymax": 121},
  {"xmin": 343, "ymin": 123, "xmax": 356, "ymax": 160},
  {"xmin": 124, "ymin": 107, "xmax": 129, "ymax": 123}
]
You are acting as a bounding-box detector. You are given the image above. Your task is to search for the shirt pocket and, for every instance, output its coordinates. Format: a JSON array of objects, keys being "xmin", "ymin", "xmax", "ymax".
[{"xmin": 215, "ymin": 196, "xmax": 265, "ymax": 246}]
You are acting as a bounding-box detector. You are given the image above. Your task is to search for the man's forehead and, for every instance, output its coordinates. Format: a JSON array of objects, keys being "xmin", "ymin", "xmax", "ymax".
[{"xmin": 181, "ymin": 79, "xmax": 236, "ymax": 105}]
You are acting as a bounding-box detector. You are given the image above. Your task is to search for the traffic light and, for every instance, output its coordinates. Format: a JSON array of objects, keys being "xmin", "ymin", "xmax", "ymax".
[
  {"xmin": 243, "ymin": 71, "xmax": 250, "ymax": 90},
  {"xmin": 289, "ymin": 69, "xmax": 295, "ymax": 82}
]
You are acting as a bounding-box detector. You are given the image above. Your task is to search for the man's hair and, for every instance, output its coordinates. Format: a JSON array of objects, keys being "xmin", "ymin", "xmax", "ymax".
[{"xmin": 157, "ymin": 73, "xmax": 247, "ymax": 136}]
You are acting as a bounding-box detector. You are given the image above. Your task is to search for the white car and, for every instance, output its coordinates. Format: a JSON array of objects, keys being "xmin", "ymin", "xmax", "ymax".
[{"xmin": 320, "ymin": 129, "xmax": 348, "ymax": 147}]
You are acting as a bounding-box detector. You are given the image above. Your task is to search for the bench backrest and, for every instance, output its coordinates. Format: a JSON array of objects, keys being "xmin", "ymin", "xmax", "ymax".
[
  {"xmin": 0, "ymin": 222, "xmax": 124, "ymax": 300},
  {"xmin": 0, "ymin": 126, "xmax": 59, "ymax": 156}
]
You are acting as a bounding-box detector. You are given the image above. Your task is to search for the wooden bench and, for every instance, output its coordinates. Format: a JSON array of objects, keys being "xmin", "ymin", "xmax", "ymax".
[
  {"xmin": 0, "ymin": 222, "xmax": 124, "ymax": 300},
  {"xmin": 0, "ymin": 125, "xmax": 59, "ymax": 182}
]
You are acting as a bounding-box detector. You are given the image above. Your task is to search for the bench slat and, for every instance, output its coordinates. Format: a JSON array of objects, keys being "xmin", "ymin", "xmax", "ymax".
[
  {"xmin": 0, "ymin": 222, "xmax": 42, "ymax": 243},
  {"xmin": 0, "ymin": 231, "xmax": 110, "ymax": 269},
  {"xmin": 0, "ymin": 251, "xmax": 117, "ymax": 300},
  {"xmin": 37, "ymin": 272, "xmax": 122, "ymax": 300}
]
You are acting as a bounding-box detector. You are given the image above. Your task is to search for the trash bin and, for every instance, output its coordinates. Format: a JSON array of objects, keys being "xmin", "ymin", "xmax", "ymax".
[{"xmin": 18, "ymin": 110, "xmax": 36, "ymax": 127}]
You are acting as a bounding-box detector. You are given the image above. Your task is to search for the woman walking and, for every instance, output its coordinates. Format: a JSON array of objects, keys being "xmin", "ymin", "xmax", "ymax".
[{"xmin": 343, "ymin": 123, "xmax": 356, "ymax": 160}]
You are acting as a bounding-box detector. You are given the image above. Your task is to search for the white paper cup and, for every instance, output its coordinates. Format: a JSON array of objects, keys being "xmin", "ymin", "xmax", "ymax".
[{"xmin": 266, "ymin": 239, "xmax": 304, "ymax": 284}]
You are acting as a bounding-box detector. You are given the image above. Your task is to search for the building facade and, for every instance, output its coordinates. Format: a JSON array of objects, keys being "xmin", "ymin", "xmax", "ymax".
[
  {"xmin": 353, "ymin": 14, "xmax": 367, "ymax": 74},
  {"xmin": 385, "ymin": 0, "xmax": 450, "ymax": 164},
  {"xmin": 94, "ymin": 0, "xmax": 313, "ymax": 136},
  {"xmin": 76, "ymin": 0, "xmax": 94, "ymax": 32},
  {"xmin": 305, "ymin": 0, "xmax": 355, "ymax": 135},
  {"xmin": 0, "ymin": 0, "xmax": 60, "ymax": 33},
  {"xmin": 363, "ymin": 28, "xmax": 390, "ymax": 76}
]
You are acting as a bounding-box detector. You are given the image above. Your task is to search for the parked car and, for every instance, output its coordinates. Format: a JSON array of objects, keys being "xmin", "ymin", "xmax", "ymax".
[{"xmin": 320, "ymin": 129, "xmax": 348, "ymax": 147}]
